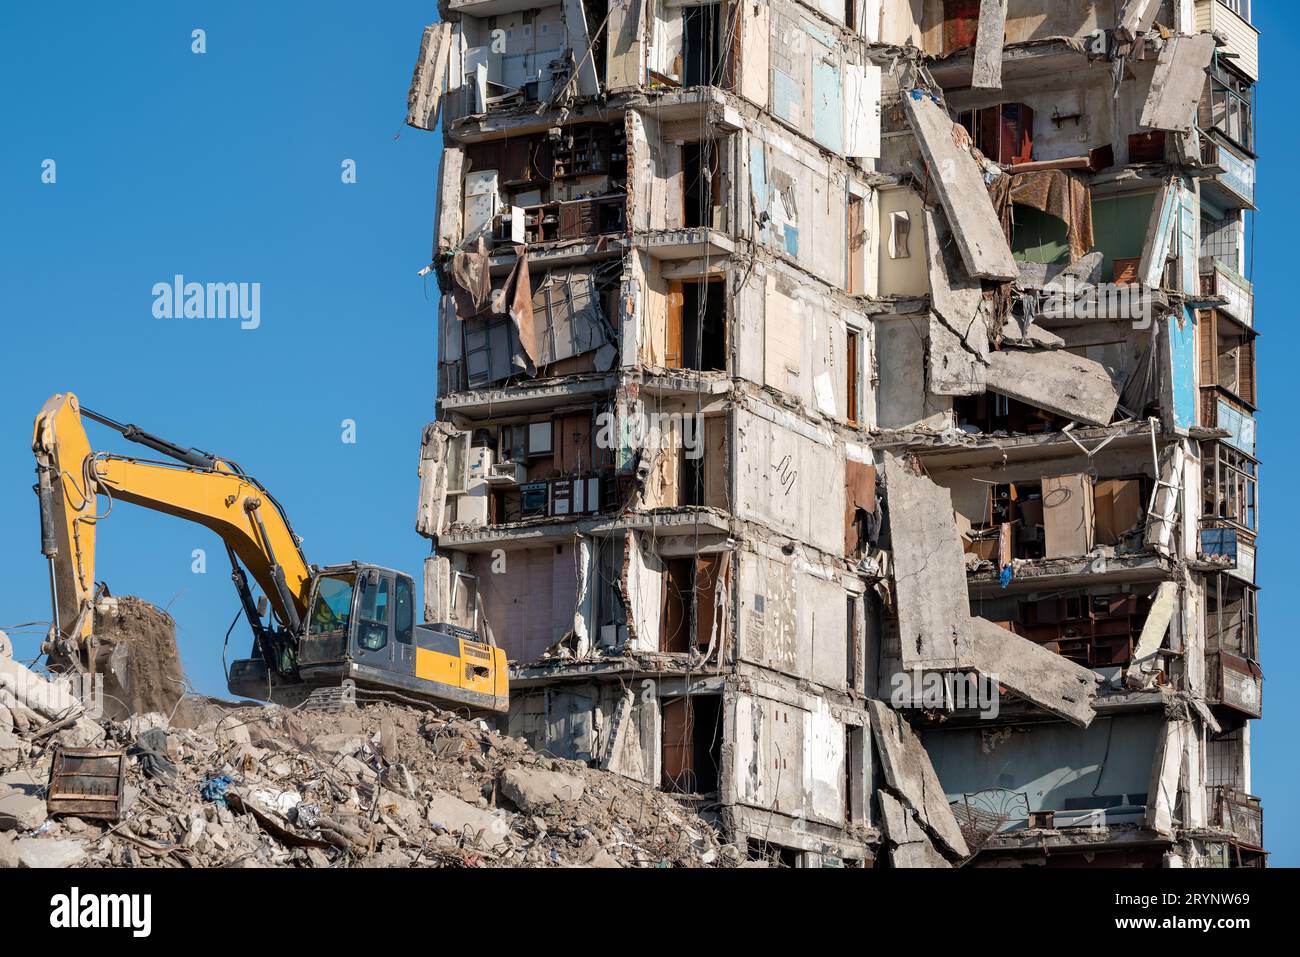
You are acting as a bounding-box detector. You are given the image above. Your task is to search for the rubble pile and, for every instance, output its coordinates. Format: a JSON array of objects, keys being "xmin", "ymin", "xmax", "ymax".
[{"xmin": 1, "ymin": 656, "xmax": 730, "ymax": 868}]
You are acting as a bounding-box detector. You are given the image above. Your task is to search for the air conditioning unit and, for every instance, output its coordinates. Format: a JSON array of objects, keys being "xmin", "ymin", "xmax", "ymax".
[{"xmin": 486, "ymin": 460, "xmax": 526, "ymax": 486}]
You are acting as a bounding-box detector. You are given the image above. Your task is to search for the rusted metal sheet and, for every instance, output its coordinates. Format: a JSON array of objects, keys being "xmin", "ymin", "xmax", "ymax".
[{"xmin": 47, "ymin": 747, "xmax": 126, "ymax": 821}]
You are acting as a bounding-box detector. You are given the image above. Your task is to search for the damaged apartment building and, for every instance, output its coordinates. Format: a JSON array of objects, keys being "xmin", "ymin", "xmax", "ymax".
[{"xmin": 403, "ymin": 0, "xmax": 1263, "ymax": 867}]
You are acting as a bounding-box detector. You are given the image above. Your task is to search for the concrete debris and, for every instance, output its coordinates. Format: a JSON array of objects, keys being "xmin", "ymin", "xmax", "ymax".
[
  {"xmin": 499, "ymin": 767, "xmax": 586, "ymax": 813},
  {"xmin": 868, "ymin": 699, "xmax": 969, "ymax": 859},
  {"xmin": 985, "ymin": 348, "xmax": 1119, "ymax": 426},
  {"xmin": 0, "ymin": 695, "xmax": 729, "ymax": 869},
  {"xmin": 878, "ymin": 790, "xmax": 953, "ymax": 868},
  {"xmin": 14, "ymin": 837, "xmax": 86, "ymax": 869},
  {"xmin": 0, "ymin": 789, "xmax": 46, "ymax": 832}
]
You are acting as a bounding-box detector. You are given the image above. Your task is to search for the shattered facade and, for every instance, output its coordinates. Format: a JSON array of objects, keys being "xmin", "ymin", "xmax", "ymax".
[{"xmin": 408, "ymin": 0, "xmax": 1263, "ymax": 866}]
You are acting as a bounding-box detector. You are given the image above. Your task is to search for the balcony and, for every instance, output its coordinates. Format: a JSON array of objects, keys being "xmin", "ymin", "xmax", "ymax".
[
  {"xmin": 1195, "ymin": 1, "xmax": 1258, "ymax": 82},
  {"xmin": 1200, "ymin": 258, "xmax": 1254, "ymax": 329},
  {"xmin": 1200, "ymin": 131, "xmax": 1257, "ymax": 210},
  {"xmin": 1206, "ymin": 650, "xmax": 1263, "ymax": 717}
]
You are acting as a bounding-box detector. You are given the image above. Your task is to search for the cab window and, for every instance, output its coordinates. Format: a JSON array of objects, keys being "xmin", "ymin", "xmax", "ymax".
[
  {"xmin": 357, "ymin": 575, "xmax": 390, "ymax": 651},
  {"xmin": 309, "ymin": 575, "xmax": 354, "ymax": 635},
  {"xmin": 395, "ymin": 577, "xmax": 414, "ymax": 644}
]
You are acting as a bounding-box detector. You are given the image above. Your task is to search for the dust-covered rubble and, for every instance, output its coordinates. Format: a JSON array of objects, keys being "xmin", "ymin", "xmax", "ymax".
[{"xmin": 0, "ymin": 655, "xmax": 733, "ymax": 868}]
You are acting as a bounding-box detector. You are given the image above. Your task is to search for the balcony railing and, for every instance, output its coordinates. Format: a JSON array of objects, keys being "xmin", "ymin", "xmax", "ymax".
[
  {"xmin": 1201, "ymin": 387, "xmax": 1256, "ymax": 456},
  {"xmin": 1207, "ymin": 786, "xmax": 1264, "ymax": 849},
  {"xmin": 1206, "ymin": 649, "xmax": 1263, "ymax": 717},
  {"xmin": 1200, "ymin": 131, "xmax": 1257, "ymax": 210},
  {"xmin": 1200, "ymin": 258, "xmax": 1254, "ymax": 329}
]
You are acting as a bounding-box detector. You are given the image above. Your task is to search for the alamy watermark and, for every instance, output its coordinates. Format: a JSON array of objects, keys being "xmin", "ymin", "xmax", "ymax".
[
  {"xmin": 1040, "ymin": 275, "xmax": 1152, "ymax": 330},
  {"xmin": 152, "ymin": 275, "xmax": 260, "ymax": 329},
  {"xmin": 596, "ymin": 410, "xmax": 703, "ymax": 460},
  {"xmin": 890, "ymin": 668, "xmax": 1001, "ymax": 720}
]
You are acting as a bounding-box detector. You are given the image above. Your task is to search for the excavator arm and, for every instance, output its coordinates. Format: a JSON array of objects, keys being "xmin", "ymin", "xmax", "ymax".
[{"xmin": 32, "ymin": 392, "xmax": 312, "ymax": 672}]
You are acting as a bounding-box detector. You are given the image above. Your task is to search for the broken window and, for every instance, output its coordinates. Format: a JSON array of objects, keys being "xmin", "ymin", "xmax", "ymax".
[
  {"xmin": 666, "ymin": 278, "xmax": 726, "ymax": 371},
  {"xmin": 660, "ymin": 553, "xmax": 728, "ymax": 652},
  {"xmin": 1206, "ymin": 577, "xmax": 1258, "ymax": 659},
  {"xmin": 887, "ymin": 210, "xmax": 911, "ymax": 259},
  {"xmin": 1200, "ymin": 63, "xmax": 1255, "ymax": 153},
  {"xmin": 1203, "ymin": 443, "xmax": 1258, "ymax": 533},
  {"xmin": 1198, "ymin": 309, "xmax": 1256, "ymax": 405},
  {"xmin": 661, "ymin": 694, "xmax": 722, "ymax": 794},
  {"xmin": 847, "ymin": 194, "xmax": 867, "ymax": 294},
  {"xmin": 846, "ymin": 327, "xmax": 861, "ymax": 424},
  {"xmin": 682, "ymin": 2, "xmax": 725, "ymax": 88},
  {"xmin": 953, "ymin": 393, "xmax": 1069, "ymax": 434}
]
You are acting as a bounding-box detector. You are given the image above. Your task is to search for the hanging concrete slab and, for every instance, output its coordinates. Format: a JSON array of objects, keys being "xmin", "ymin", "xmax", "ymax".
[
  {"xmin": 971, "ymin": 0, "xmax": 1008, "ymax": 91},
  {"xmin": 1140, "ymin": 34, "xmax": 1217, "ymax": 134},
  {"xmin": 903, "ymin": 91, "xmax": 1018, "ymax": 281},
  {"xmin": 882, "ymin": 453, "xmax": 974, "ymax": 671},
  {"xmin": 406, "ymin": 22, "xmax": 453, "ymax": 131},
  {"xmin": 1128, "ymin": 581, "xmax": 1177, "ymax": 689},
  {"xmin": 985, "ymin": 348, "xmax": 1119, "ymax": 426},
  {"xmin": 868, "ymin": 699, "xmax": 969, "ymax": 858},
  {"xmin": 971, "ymin": 618, "xmax": 1098, "ymax": 728}
]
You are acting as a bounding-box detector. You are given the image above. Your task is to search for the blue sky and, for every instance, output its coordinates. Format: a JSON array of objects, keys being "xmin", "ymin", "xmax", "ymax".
[
  {"xmin": 0, "ymin": 4, "xmax": 444, "ymax": 696},
  {"xmin": 1, "ymin": 3, "xmax": 1294, "ymax": 865}
]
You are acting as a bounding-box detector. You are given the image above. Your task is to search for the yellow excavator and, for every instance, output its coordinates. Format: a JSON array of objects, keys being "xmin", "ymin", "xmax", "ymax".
[{"xmin": 31, "ymin": 392, "xmax": 507, "ymax": 713}]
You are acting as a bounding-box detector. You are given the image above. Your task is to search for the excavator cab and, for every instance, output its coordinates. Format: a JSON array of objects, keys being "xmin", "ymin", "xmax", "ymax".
[{"xmin": 227, "ymin": 562, "xmax": 508, "ymax": 714}]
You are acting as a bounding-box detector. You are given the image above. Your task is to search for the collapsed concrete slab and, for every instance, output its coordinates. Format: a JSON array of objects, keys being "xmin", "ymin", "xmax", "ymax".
[
  {"xmin": 406, "ymin": 22, "xmax": 452, "ymax": 131},
  {"xmin": 903, "ymin": 91, "xmax": 1018, "ymax": 281},
  {"xmin": 985, "ymin": 348, "xmax": 1120, "ymax": 426},
  {"xmin": 970, "ymin": 618, "xmax": 1098, "ymax": 728},
  {"xmin": 882, "ymin": 453, "xmax": 974, "ymax": 670},
  {"xmin": 972, "ymin": 0, "xmax": 1009, "ymax": 91},
  {"xmin": 878, "ymin": 789, "xmax": 952, "ymax": 868},
  {"xmin": 868, "ymin": 699, "xmax": 969, "ymax": 859},
  {"xmin": 1140, "ymin": 33, "xmax": 1217, "ymax": 134}
]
